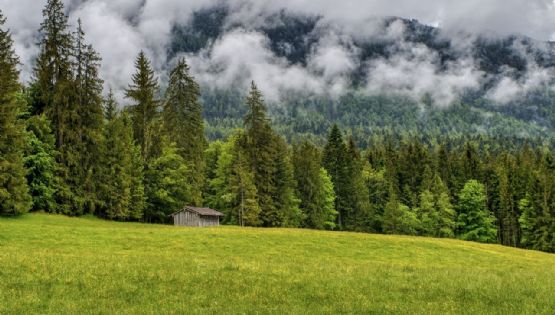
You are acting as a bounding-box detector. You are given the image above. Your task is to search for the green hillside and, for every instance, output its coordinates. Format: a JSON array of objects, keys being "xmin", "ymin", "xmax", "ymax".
[{"xmin": 1, "ymin": 214, "xmax": 554, "ymax": 314}]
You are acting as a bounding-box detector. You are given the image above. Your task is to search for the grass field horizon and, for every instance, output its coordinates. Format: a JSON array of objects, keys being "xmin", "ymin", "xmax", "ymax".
[{"xmin": 1, "ymin": 213, "xmax": 554, "ymax": 314}]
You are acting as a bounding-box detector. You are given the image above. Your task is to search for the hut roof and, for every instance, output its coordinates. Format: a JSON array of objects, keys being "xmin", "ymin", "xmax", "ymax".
[{"xmin": 172, "ymin": 206, "xmax": 224, "ymax": 217}]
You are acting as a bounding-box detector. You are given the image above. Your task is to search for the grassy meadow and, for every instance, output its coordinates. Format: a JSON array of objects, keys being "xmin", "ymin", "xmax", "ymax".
[{"xmin": 0, "ymin": 214, "xmax": 554, "ymax": 314}]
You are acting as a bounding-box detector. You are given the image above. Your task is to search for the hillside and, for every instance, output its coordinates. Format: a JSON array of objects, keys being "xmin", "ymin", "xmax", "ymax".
[
  {"xmin": 168, "ymin": 5, "xmax": 555, "ymax": 143},
  {"xmin": 1, "ymin": 214, "xmax": 554, "ymax": 314}
]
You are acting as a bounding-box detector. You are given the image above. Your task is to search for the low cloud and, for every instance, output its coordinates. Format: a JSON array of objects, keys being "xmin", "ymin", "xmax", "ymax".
[{"xmin": 0, "ymin": 0, "xmax": 553, "ymax": 105}]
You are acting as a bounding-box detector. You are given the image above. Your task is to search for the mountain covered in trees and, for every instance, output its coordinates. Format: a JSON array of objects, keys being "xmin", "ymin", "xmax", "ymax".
[
  {"xmin": 169, "ymin": 5, "xmax": 555, "ymax": 144},
  {"xmin": 1, "ymin": 0, "xmax": 555, "ymax": 255}
]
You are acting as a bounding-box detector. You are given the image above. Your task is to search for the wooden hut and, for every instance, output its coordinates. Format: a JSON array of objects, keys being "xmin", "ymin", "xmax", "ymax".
[{"xmin": 171, "ymin": 206, "xmax": 224, "ymax": 227}]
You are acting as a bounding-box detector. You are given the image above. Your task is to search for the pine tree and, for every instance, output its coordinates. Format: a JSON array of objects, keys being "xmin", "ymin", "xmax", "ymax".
[
  {"xmin": 322, "ymin": 124, "xmax": 349, "ymax": 228},
  {"xmin": 242, "ymin": 82, "xmax": 279, "ymax": 226},
  {"xmin": 73, "ymin": 20, "xmax": 104, "ymax": 213},
  {"xmin": 293, "ymin": 141, "xmax": 338, "ymax": 230},
  {"xmin": 24, "ymin": 114, "xmax": 59, "ymax": 212},
  {"xmin": 273, "ymin": 137, "xmax": 302, "ymax": 227},
  {"xmin": 0, "ymin": 12, "xmax": 32, "ymax": 215},
  {"xmin": 231, "ymin": 145, "xmax": 261, "ymax": 226},
  {"xmin": 521, "ymin": 154, "xmax": 555, "ymax": 252},
  {"xmin": 34, "ymin": 0, "xmax": 81, "ymax": 214},
  {"xmin": 34, "ymin": 0, "xmax": 73, "ymax": 119},
  {"xmin": 163, "ymin": 58, "xmax": 206, "ymax": 205},
  {"xmin": 98, "ymin": 93, "xmax": 144, "ymax": 220},
  {"xmin": 344, "ymin": 137, "xmax": 372, "ymax": 231},
  {"xmin": 126, "ymin": 51, "xmax": 160, "ymax": 162},
  {"xmin": 456, "ymin": 180, "xmax": 497, "ymax": 243}
]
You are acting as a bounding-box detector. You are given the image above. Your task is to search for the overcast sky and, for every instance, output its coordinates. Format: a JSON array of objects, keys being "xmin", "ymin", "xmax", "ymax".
[{"xmin": 1, "ymin": 0, "xmax": 554, "ymax": 105}]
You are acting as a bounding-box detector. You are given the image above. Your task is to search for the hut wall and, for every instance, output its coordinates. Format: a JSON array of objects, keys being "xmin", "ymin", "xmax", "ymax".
[
  {"xmin": 173, "ymin": 211, "xmax": 200, "ymax": 226},
  {"xmin": 199, "ymin": 215, "xmax": 220, "ymax": 227}
]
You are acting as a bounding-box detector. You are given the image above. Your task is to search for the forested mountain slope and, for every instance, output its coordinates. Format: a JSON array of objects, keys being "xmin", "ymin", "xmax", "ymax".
[{"xmin": 169, "ymin": 5, "xmax": 555, "ymax": 143}]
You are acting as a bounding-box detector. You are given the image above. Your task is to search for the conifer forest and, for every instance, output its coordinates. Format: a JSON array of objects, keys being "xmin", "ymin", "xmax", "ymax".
[{"xmin": 2, "ymin": 0, "xmax": 555, "ymax": 255}]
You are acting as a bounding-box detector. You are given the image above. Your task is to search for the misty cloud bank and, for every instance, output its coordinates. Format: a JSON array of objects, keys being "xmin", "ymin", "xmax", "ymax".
[{"xmin": 1, "ymin": 0, "xmax": 554, "ymax": 105}]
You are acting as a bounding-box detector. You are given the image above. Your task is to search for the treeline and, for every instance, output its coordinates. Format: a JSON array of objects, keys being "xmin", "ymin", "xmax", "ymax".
[{"xmin": 1, "ymin": 1, "xmax": 555, "ymax": 253}]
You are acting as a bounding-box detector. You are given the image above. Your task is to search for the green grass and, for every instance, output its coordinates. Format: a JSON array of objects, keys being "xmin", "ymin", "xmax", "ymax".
[{"xmin": 1, "ymin": 214, "xmax": 554, "ymax": 314}]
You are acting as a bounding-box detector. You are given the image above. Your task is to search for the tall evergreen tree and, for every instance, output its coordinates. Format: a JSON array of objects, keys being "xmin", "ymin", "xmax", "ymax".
[
  {"xmin": 344, "ymin": 137, "xmax": 372, "ymax": 231},
  {"xmin": 242, "ymin": 82, "xmax": 279, "ymax": 226},
  {"xmin": 273, "ymin": 137, "xmax": 302, "ymax": 227},
  {"xmin": 293, "ymin": 141, "xmax": 337, "ymax": 230},
  {"xmin": 24, "ymin": 114, "xmax": 59, "ymax": 212},
  {"xmin": 126, "ymin": 51, "xmax": 160, "ymax": 162},
  {"xmin": 99, "ymin": 93, "xmax": 145, "ymax": 220},
  {"xmin": 34, "ymin": 0, "xmax": 73, "ymax": 120},
  {"xmin": 322, "ymin": 124, "xmax": 350, "ymax": 229},
  {"xmin": 163, "ymin": 58, "xmax": 206, "ymax": 206},
  {"xmin": 0, "ymin": 12, "xmax": 32, "ymax": 215},
  {"xmin": 520, "ymin": 153, "xmax": 555, "ymax": 251},
  {"xmin": 34, "ymin": 0, "xmax": 82, "ymax": 214},
  {"xmin": 73, "ymin": 20, "xmax": 104, "ymax": 213}
]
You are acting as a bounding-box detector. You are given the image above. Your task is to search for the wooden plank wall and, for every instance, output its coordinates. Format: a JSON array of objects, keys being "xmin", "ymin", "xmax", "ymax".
[
  {"xmin": 173, "ymin": 211, "xmax": 200, "ymax": 226},
  {"xmin": 173, "ymin": 211, "xmax": 220, "ymax": 227}
]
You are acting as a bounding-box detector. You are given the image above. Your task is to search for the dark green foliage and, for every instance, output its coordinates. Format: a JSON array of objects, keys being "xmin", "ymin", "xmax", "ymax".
[
  {"xmin": 73, "ymin": 20, "xmax": 104, "ymax": 213},
  {"xmin": 24, "ymin": 115, "xmax": 59, "ymax": 212},
  {"xmin": 126, "ymin": 51, "xmax": 160, "ymax": 162},
  {"xmin": 322, "ymin": 124, "xmax": 350, "ymax": 228},
  {"xmin": 0, "ymin": 12, "xmax": 31, "ymax": 215},
  {"xmin": 518, "ymin": 153, "xmax": 555, "ymax": 252},
  {"xmin": 322, "ymin": 126, "xmax": 371, "ymax": 230},
  {"xmin": 33, "ymin": 0, "xmax": 73, "ymax": 120},
  {"xmin": 33, "ymin": 1, "xmax": 105, "ymax": 215},
  {"xmin": 293, "ymin": 141, "xmax": 337, "ymax": 230},
  {"xmin": 144, "ymin": 139, "xmax": 190, "ymax": 223},
  {"xmin": 241, "ymin": 82, "xmax": 300, "ymax": 227},
  {"xmin": 163, "ymin": 58, "xmax": 206, "ymax": 205},
  {"xmin": 98, "ymin": 93, "xmax": 145, "ymax": 220},
  {"xmin": 456, "ymin": 180, "xmax": 497, "ymax": 243}
]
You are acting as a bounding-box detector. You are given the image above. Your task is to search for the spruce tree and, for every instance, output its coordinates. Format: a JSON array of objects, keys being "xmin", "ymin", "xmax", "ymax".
[
  {"xmin": 34, "ymin": 0, "xmax": 73, "ymax": 120},
  {"xmin": 345, "ymin": 137, "xmax": 372, "ymax": 231},
  {"xmin": 230, "ymin": 145, "xmax": 261, "ymax": 226},
  {"xmin": 242, "ymin": 82, "xmax": 279, "ymax": 226},
  {"xmin": 0, "ymin": 12, "xmax": 32, "ymax": 215},
  {"xmin": 99, "ymin": 93, "xmax": 144, "ymax": 220},
  {"xmin": 163, "ymin": 58, "xmax": 206, "ymax": 205},
  {"xmin": 73, "ymin": 20, "xmax": 104, "ymax": 213},
  {"xmin": 126, "ymin": 51, "xmax": 160, "ymax": 162},
  {"xmin": 273, "ymin": 137, "xmax": 302, "ymax": 227},
  {"xmin": 322, "ymin": 124, "xmax": 350, "ymax": 229},
  {"xmin": 24, "ymin": 115, "xmax": 59, "ymax": 212},
  {"xmin": 34, "ymin": 0, "xmax": 82, "ymax": 214},
  {"xmin": 294, "ymin": 141, "xmax": 338, "ymax": 229}
]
